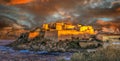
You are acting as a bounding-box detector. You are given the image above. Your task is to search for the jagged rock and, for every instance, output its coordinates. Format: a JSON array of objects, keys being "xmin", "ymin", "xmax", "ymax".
[{"xmin": 8, "ymin": 32, "xmax": 101, "ymax": 52}]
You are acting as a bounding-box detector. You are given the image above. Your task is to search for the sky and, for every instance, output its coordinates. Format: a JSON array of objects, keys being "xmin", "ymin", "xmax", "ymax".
[{"xmin": 0, "ymin": 0, "xmax": 120, "ymax": 28}]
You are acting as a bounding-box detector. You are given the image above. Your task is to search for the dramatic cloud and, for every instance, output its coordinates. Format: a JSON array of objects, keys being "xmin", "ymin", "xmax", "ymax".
[
  {"xmin": 0, "ymin": 0, "xmax": 33, "ymax": 5},
  {"xmin": 0, "ymin": 0, "xmax": 120, "ymax": 29},
  {"xmin": 8, "ymin": 0, "xmax": 33, "ymax": 5}
]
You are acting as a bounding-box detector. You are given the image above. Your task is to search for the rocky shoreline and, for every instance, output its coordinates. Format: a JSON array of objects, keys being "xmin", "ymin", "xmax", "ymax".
[{"xmin": 0, "ymin": 46, "xmax": 70, "ymax": 61}]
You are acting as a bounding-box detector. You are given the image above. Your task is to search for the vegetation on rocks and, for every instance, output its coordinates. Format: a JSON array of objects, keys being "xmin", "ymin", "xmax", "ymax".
[
  {"xmin": 8, "ymin": 33, "xmax": 120, "ymax": 61},
  {"xmin": 8, "ymin": 33, "xmax": 101, "ymax": 52}
]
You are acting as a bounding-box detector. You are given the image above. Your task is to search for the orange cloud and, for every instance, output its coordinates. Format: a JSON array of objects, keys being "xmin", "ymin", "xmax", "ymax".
[
  {"xmin": 116, "ymin": 8, "xmax": 120, "ymax": 12},
  {"xmin": 8, "ymin": 0, "xmax": 33, "ymax": 5}
]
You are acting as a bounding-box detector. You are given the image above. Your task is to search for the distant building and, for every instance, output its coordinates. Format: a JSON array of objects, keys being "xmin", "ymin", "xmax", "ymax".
[
  {"xmin": 41, "ymin": 22, "xmax": 95, "ymax": 41},
  {"xmin": 96, "ymin": 34, "xmax": 120, "ymax": 42}
]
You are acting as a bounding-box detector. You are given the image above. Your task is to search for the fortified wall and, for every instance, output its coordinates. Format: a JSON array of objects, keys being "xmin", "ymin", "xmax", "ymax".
[{"xmin": 42, "ymin": 22, "xmax": 95, "ymax": 41}]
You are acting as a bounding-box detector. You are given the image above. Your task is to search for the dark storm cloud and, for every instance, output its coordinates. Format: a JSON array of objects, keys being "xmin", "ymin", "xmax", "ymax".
[{"xmin": 0, "ymin": 0, "xmax": 120, "ymax": 28}]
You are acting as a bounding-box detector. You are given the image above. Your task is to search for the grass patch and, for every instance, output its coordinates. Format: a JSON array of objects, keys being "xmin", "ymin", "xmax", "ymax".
[{"xmin": 71, "ymin": 46, "xmax": 120, "ymax": 61}]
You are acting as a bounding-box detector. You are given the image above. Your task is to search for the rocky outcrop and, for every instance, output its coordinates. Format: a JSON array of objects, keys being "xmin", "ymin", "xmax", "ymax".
[{"xmin": 8, "ymin": 33, "xmax": 101, "ymax": 52}]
